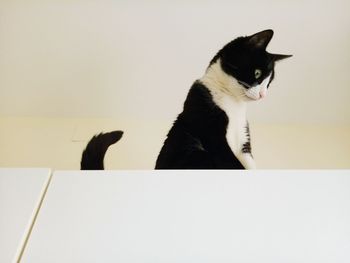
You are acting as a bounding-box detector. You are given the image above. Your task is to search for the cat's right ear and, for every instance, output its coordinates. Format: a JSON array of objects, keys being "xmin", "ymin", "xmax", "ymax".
[
  {"xmin": 272, "ymin": 53, "xmax": 293, "ymax": 61},
  {"xmin": 247, "ymin": 29, "xmax": 274, "ymax": 49}
]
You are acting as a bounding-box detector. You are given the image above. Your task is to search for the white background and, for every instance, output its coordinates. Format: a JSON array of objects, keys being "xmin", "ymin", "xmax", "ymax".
[{"xmin": 1, "ymin": 0, "xmax": 349, "ymax": 124}]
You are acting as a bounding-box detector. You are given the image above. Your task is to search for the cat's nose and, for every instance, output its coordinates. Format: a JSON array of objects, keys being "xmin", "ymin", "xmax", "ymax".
[{"xmin": 259, "ymin": 89, "xmax": 266, "ymax": 99}]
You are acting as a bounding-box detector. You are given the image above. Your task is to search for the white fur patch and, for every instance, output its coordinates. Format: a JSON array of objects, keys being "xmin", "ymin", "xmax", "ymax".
[
  {"xmin": 245, "ymin": 73, "xmax": 272, "ymax": 100},
  {"xmin": 200, "ymin": 60, "xmax": 256, "ymax": 169}
]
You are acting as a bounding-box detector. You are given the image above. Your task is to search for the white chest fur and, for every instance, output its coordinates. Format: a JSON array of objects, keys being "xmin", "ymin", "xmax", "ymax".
[
  {"xmin": 211, "ymin": 91, "xmax": 255, "ymax": 169},
  {"xmin": 200, "ymin": 60, "xmax": 256, "ymax": 169},
  {"xmin": 214, "ymin": 94, "xmax": 247, "ymax": 154}
]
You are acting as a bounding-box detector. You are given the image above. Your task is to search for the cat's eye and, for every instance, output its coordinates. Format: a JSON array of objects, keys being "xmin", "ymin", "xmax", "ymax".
[{"xmin": 254, "ymin": 69, "xmax": 262, "ymax": 79}]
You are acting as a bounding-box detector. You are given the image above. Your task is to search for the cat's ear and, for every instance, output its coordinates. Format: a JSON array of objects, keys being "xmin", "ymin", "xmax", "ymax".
[
  {"xmin": 247, "ymin": 29, "xmax": 274, "ymax": 49},
  {"xmin": 271, "ymin": 53, "xmax": 293, "ymax": 61}
]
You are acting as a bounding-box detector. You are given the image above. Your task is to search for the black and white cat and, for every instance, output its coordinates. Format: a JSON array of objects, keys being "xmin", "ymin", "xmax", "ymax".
[{"xmin": 81, "ymin": 29, "xmax": 291, "ymax": 170}]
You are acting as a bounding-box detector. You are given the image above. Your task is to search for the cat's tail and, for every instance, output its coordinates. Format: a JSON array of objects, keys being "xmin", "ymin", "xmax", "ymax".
[{"xmin": 80, "ymin": 130, "xmax": 124, "ymax": 170}]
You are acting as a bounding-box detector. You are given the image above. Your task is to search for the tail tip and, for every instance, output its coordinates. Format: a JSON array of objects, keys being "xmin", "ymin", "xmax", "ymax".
[
  {"xmin": 108, "ymin": 130, "xmax": 124, "ymax": 144},
  {"xmin": 80, "ymin": 130, "xmax": 124, "ymax": 170}
]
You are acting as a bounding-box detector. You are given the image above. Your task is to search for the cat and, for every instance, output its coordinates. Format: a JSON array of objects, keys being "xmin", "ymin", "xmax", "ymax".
[{"xmin": 81, "ymin": 29, "xmax": 291, "ymax": 170}]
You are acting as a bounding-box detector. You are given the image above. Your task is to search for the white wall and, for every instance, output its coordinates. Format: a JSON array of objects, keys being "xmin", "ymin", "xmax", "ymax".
[{"xmin": 0, "ymin": 0, "xmax": 349, "ymax": 123}]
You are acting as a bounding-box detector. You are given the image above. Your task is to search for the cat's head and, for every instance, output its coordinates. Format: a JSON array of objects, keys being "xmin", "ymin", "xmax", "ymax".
[{"xmin": 209, "ymin": 29, "xmax": 291, "ymax": 101}]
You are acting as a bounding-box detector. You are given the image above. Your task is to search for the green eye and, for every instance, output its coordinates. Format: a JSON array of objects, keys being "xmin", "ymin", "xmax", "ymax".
[{"xmin": 255, "ymin": 69, "xmax": 262, "ymax": 79}]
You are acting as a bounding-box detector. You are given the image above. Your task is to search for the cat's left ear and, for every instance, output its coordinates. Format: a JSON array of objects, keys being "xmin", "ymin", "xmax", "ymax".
[
  {"xmin": 271, "ymin": 53, "xmax": 293, "ymax": 61},
  {"xmin": 248, "ymin": 29, "xmax": 274, "ymax": 49}
]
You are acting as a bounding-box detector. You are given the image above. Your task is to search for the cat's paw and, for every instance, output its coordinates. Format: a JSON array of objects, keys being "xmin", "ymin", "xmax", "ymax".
[{"xmin": 238, "ymin": 154, "xmax": 256, "ymax": 169}]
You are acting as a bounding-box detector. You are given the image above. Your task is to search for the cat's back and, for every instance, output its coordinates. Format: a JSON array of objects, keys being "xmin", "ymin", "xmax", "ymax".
[{"xmin": 155, "ymin": 82, "xmax": 224, "ymax": 169}]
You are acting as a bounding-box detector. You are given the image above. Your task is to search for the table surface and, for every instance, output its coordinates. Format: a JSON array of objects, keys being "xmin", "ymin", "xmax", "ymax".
[
  {"xmin": 0, "ymin": 168, "xmax": 51, "ymax": 263},
  {"xmin": 22, "ymin": 170, "xmax": 350, "ymax": 263}
]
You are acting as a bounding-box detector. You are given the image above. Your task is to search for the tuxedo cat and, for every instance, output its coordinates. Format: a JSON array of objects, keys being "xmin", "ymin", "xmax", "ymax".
[{"xmin": 81, "ymin": 29, "xmax": 291, "ymax": 170}]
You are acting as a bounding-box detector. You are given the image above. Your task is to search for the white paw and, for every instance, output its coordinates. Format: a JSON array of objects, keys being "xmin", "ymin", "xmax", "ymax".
[{"xmin": 238, "ymin": 154, "xmax": 256, "ymax": 169}]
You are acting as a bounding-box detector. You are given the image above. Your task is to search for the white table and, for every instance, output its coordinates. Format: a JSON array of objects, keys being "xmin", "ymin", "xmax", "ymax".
[
  {"xmin": 0, "ymin": 168, "xmax": 51, "ymax": 263},
  {"xmin": 22, "ymin": 170, "xmax": 350, "ymax": 263}
]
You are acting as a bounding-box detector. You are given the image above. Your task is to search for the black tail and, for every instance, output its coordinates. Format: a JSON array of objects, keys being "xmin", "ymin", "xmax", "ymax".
[{"xmin": 81, "ymin": 131, "xmax": 124, "ymax": 170}]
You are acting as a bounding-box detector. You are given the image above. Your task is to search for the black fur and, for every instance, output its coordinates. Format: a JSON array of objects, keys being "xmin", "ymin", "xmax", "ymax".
[
  {"xmin": 81, "ymin": 131, "xmax": 123, "ymax": 170},
  {"xmin": 242, "ymin": 124, "xmax": 252, "ymax": 155},
  {"xmin": 155, "ymin": 82, "xmax": 244, "ymax": 169},
  {"xmin": 213, "ymin": 30, "xmax": 291, "ymax": 91}
]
